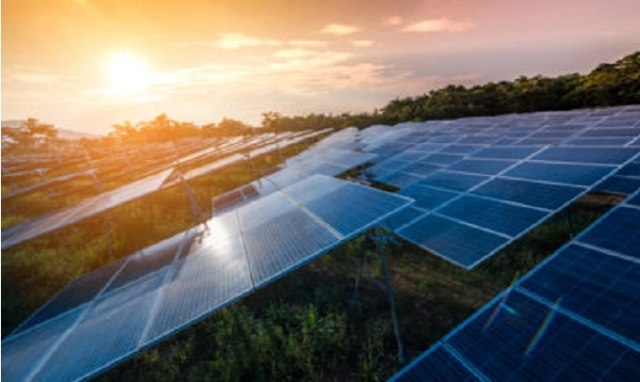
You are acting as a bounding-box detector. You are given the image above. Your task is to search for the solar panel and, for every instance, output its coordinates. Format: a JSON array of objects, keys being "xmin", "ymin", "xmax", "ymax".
[
  {"xmin": 398, "ymin": 184, "xmax": 460, "ymax": 210},
  {"xmin": 377, "ymin": 171, "xmax": 423, "ymax": 189},
  {"xmin": 446, "ymin": 158, "xmax": 516, "ymax": 176},
  {"xmin": 594, "ymin": 176, "xmax": 640, "ymax": 195},
  {"xmin": 390, "ymin": 190, "xmax": 640, "ymax": 381},
  {"xmin": 1, "ymin": 169, "xmax": 174, "ymax": 250},
  {"xmin": 519, "ymin": 244, "xmax": 640, "ymax": 341},
  {"xmin": 471, "ymin": 178, "xmax": 584, "ymax": 210},
  {"xmin": 416, "ymin": 171, "xmax": 489, "ymax": 192},
  {"xmin": 471, "ymin": 146, "xmax": 541, "ymax": 160},
  {"xmin": 578, "ymin": 207, "xmax": 640, "ymax": 259},
  {"xmin": 503, "ymin": 162, "xmax": 614, "ymax": 186},
  {"xmin": 2, "ymin": 175, "xmax": 413, "ymax": 381},
  {"xmin": 398, "ymin": 214, "xmax": 508, "ymax": 268},
  {"xmin": 438, "ymin": 195, "xmax": 547, "ymax": 237},
  {"xmin": 531, "ymin": 147, "xmax": 639, "ymax": 165}
]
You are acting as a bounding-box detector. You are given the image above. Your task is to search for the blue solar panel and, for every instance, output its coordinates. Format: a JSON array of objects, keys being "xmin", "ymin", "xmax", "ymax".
[
  {"xmin": 472, "ymin": 178, "xmax": 584, "ymax": 210},
  {"xmin": 595, "ymin": 176, "xmax": 640, "ymax": 195},
  {"xmin": 438, "ymin": 196, "xmax": 547, "ymax": 237},
  {"xmin": 519, "ymin": 244, "xmax": 640, "ymax": 341},
  {"xmin": 420, "ymin": 153, "xmax": 464, "ymax": 166},
  {"xmin": 437, "ymin": 144, "xmax": 484, "ymax": 155},
  {"xmin": 565, "ymin": 137, "xmax": 633, "ymax": 146},
  {"xmin": 400, "ymin": 162, "xmax": 441, "ymax": 177},
  {"xmin": 2, "ymin": 175, "xmax": 412, "ymax": 381},
  {"xmin": 503, "ymin": 162, "xmax": 614, "ymax": 186},
  {"xmin": 2, "ymin": 308, "xmax": 85, "ymax": 382},
  {"xmin": 532, "ymin": 147, "xmax": 639, "ymax": 165},
  {"xmin": 299, "ymin": 182, "xmax": 412, "ymax": 237},
  {"xmin": 471, "ymin": 146, "xmax": 540, "ymax": 160},
  {"xmin": 581, "ymin": 128, "xmax": 640, "ymax": 137},
  {"xmin": 398, "ymin": 214, "xmax": 508, "ymax": 269},
  {"xmin": 391, "ymin": 188, "xmax": 640, "ymax": 382},
  {"xmin": 398, "ymin": 184, "xmax": 460, "ymax": 210},
  {"xmin": 243, "ymin": 208, "xmax": 338, "ymax": 286},
  {"xmin": 417, "ymin": 171, "xmax": 489, "ymax": 192},
  {"xmin": 391, "ymin": 344, "xmax": 480, "ymax": 382},
  {"xmin": 628, "ymin": 193, "xmax": 640, "ymax": 207},
  {"xmin": 579, "ymin": 206, "xmax": 640, "ymax": 259},
  {"xmin": 447, "ymin": 159, "xmax": 516, "ymax": 175},
  {"xmin": 382, "ymin": 207, "xmax": 426, "ymax": 231},
  {"xmin": 446, "ymin": 290, "xmax": 639, "ymax": 381},
  {"xmin": 378, "ymin": 171, "xmax": 423, "ymax": 189},
  {"xmin": 12, "ymin": 257, "xmax": 128, "ymax": 334},
  {"xmin": 615, "ymin": 162, "xmax": 640, "ymax": 177}
]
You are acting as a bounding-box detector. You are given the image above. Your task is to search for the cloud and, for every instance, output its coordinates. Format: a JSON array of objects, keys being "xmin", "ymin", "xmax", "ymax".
[
  {"xmin": 9, "ymin": 72, "xmax": 61, "ymax": 84},
  {"xmin": 320, "ymin": 24, "xmax": 362, "ymax": 36},
  {"xmin": 383, "ymin": 16, "xmax": 403, "ymax": 26},
  {"xmin": 351, "ymin": 40, "xmax": 374, "ymax": 47},
  {"xmin": 273, "ymin": 48, "xmax": 317, "ymax": 59},
  {"xmin": 136, "ymin": 48, "xmax": 406, "ymax": 100},
  {"xmin": 402, "ymin": 18, "xmax": 474, "ymax": 33},
  {"xmin": 290, "ymin": 40, "xmax": 328, "ymax": 48},
  {"xmin": 218, "ymin": 33, "xmax": 281, "ymax": 49}
]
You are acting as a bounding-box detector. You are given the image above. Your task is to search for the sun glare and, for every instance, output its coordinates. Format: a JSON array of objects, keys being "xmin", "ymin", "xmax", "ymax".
[{"xmin": 107, "ymin": 53, "xmax": 150, "ymax": 97}]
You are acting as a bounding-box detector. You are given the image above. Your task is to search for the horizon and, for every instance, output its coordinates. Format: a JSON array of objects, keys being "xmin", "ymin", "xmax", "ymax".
[{"xmin": 3, "ymin": 0, "xmax": 640, "ymax": 135}]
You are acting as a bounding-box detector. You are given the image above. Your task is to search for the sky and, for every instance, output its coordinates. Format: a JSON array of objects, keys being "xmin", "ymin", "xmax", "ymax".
[{"xmin": 2, "ymin": 0, "xmax": 640, "ymax": 135}]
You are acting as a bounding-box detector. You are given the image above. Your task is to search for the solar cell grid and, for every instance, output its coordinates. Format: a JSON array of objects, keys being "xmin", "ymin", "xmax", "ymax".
[
  {"xmin": 382, "ymin": 206, "xmax": 426, "ymax": 231},
  {"xmin": 438, "ymin": 196, "xmax": 547, "ymax": 237},
  {"xmin": 503, "ymin": 162, "xmax": 614, "ymax": 186},
  {"xmin": 420, "ymin": 153, "xmax": 465, "ymax": 166},
  {"xmin": 399, "ymin": 214, "xmax": 508, "ymax": 268},
  {"xmin": 399, "ymin": 162, "xmax": 441, "ymax": 177},
  {"xmin": 532, "ymin": 147, "xmax": 640, "ymax": 165},
  {"xmin": 398, "ymin": 185, "xmax": 460, "ymax": 210},
  {"xmin": 445, "ymin": 290, "xmax": 638, "ymax": 382},
  {"xmin": 446, "ymin": 158, "xmax": 516, "ymax": 175},
  {"xmin": 472, "ymin": 178, "xmax": 584, "ymax": 210},
  {"xmin": 417, "ymin": 171, "xmax": 488, "ymax": 192},
  {"xmin": 378, "ymin": 171, "xmax": 423, "ymax": 189},
  {"xmin": 594, "ymin": 176, "xmax": 640, "ymax": 195},
  {"xmin": 471, "ymin": 146, "xmax": 541, "ymax": 160},
  {"xmin": 519, "ymin": 244, "xmax": 640, "ymax": 342},
  {"xmin": 564, "ymin": 137, "xmax": 633, "ymax": 146},
  {"xmin": 578, "ymin": 207, "xmax": 640, "ymax": 259}
]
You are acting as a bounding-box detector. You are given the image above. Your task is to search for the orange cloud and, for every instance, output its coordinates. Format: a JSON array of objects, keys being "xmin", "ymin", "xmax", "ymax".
[
  {"xmin": 218, "ymin": 33, "xmax": 281, "ymax": 49},
  {"xmin": 383, "ymin": 16, "xmax": 403, "ymax": 26},
  {"xmin": 351, "ymin": 40, "xmax": 374, "ymax": 47},
  {"xmin": 402, "ymin": 18, "xmax": 474, "ymax": 33},
  {"xmin": 320, "ymin": 24, "xmax": 362, "ymax": 36}
]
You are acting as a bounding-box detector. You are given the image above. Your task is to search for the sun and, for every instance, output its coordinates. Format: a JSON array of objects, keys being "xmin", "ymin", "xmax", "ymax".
[{"xmin": 107, "ymin": 53, "xmax": 150, "ymax": 97}]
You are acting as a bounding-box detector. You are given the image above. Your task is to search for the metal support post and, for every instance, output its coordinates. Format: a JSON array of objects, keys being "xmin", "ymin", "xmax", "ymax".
[
  {"xmin": 375, "ymin": 227, "xmax": 406, "ymax": 365},
  {"xmin": 350, "ymin": 249, "xmax": 369, "ymax": 303}
]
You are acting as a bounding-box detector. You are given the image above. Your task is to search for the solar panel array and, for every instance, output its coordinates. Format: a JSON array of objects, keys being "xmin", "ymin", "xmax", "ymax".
[
  {"xmin": 4, "ymin": 105, "xmax": 640, "ymax": 381},
  {"xmin": 390, "ymin": 188, "xmax": 640, "ymax": 381},
  {"xmin": 367, "ymin": 106, "xmax": 640, "ymax": 268},
  {"xmin": 1, "ymin": 175, "xmax": 412, "ymax": 382},
  {"xmin": 1, "ymin": 169, "xmax": 174, "ymax": 250},
  {"xmin": 2, "ymin": 129, "xmax": 331, "ymax": 251},
  {"xmin": 212, "ymin": 147, "xmax": 376, "ymax": 214}
]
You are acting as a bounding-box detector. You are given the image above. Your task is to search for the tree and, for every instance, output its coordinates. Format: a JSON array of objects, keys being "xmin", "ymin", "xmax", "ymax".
[{"xmin": 1, "ymin": 118, "xmax": 58, "ymax": 153}]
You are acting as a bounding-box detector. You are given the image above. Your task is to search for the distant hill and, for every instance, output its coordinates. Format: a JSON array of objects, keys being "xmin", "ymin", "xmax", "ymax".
[
  {"xmin": 56, "ymin": 128, "xmax": 100, "ymax": 141},
  {"xmin": 2, "ymin": 120, "xmax": 100, "ymax": 141}
]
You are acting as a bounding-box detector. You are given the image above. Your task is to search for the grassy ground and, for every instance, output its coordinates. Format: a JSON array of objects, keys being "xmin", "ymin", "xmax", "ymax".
[{"xmin": 1, "ymin": 139, "xmax": 620, "ymax": 380}]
